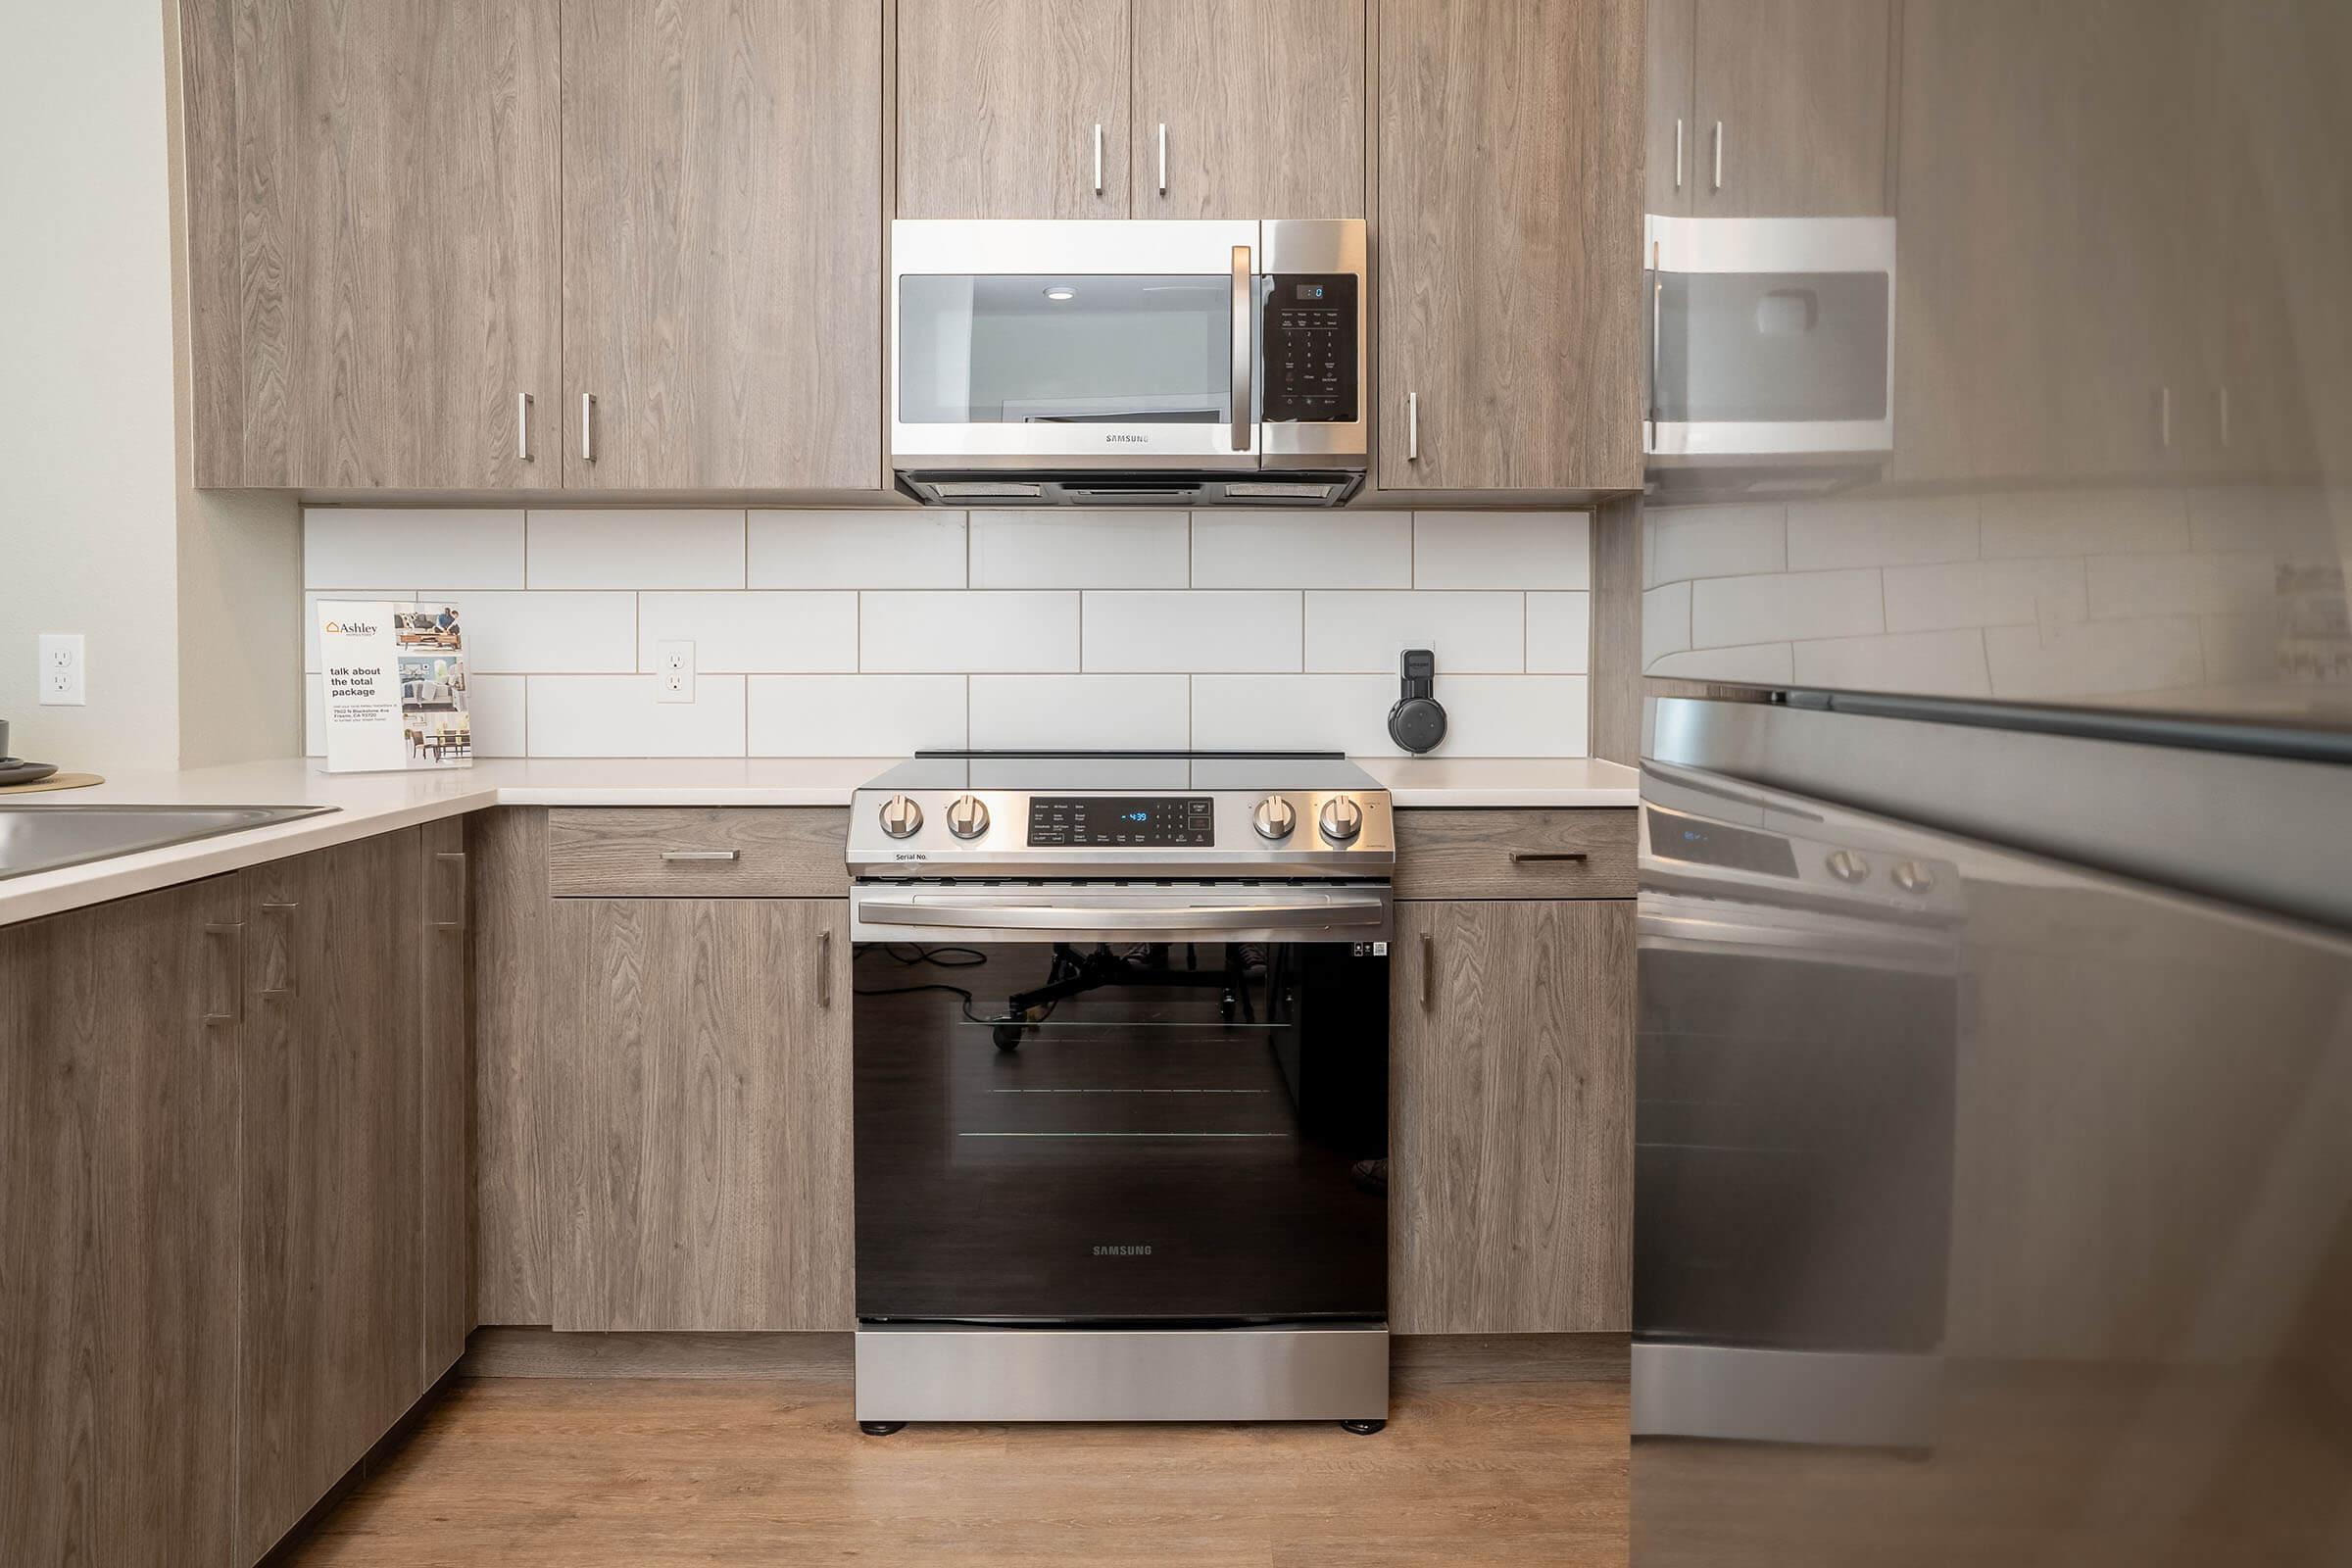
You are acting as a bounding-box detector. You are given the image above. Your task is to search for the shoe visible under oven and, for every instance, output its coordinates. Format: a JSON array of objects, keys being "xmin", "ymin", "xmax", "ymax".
[{"xmin": 845, "ymin": 753, "xmax": 1394, "ymax": 1431}]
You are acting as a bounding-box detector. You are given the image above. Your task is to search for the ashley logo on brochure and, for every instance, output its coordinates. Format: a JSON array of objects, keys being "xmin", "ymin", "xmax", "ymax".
[{"xmin": 319, "ymin": 600, "xmax": 472, "ymax": 774}]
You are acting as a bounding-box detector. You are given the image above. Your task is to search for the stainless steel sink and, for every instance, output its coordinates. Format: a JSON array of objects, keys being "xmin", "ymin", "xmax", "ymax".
[{"xmin": 0, "ymin": 804, "xmax": 340, "ymax": 881}]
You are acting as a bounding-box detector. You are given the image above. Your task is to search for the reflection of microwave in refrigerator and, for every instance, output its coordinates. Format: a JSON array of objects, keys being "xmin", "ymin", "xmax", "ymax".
[{"xmin": 1643, "ymin": 216, "xmax": 1895, "ymax": 486}]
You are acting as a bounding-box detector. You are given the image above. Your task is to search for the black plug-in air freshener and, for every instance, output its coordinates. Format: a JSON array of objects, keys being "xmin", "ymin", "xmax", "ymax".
[{"xmin": 1387, "ymin": 649, "xmax": 1447, "ymax": 754}]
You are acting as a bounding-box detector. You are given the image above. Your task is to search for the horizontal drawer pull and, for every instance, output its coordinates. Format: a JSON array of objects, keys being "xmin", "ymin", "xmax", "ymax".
[
  {"xmin": 1509, "ymin": 851, "xmax": 1590, "ymax": 863},
  {"xmin": 660, "ymin": 849, "xmax": 741, "ymax": 862}
]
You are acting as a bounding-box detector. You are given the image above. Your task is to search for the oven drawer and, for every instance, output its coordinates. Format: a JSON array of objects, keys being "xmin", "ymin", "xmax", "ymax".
[
  {"xmin": 1394, "ymin": 808, "xmax": 1636, "ymax": 901},
  {"xmin": 547, "ymin": 808, "xmax": 849, "ymax": 898}
]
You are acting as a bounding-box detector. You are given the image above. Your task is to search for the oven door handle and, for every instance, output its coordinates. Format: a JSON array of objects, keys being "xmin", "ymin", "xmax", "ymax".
[{"xmin": 857, "ymin": 894, "xmax": 1388, "ymax": 935}]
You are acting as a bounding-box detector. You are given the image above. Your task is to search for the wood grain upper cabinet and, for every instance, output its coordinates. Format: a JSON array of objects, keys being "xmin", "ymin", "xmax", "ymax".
[
  {"xmin": 553, "ymin": 898, "xmax": 853, "ymax": 1332},
  {"xmin": 1375, "ymin": 0, "xmax": 1643, "ymax": 492},
  {"xmin": 1688, "ymin": 0, "xmax": 1890, "ymax": 217},
  {"xmin": 562, "ymin": 0, "xmax": 882, "ymax": 488},
  {"xmin": 181, "ymin": 0, "xmax": 561, "ymax": 488},
  {"xmin": 1391, "ymin": 900, "xmax": 1635, "ymax": 1333},
  {"xmin": 1131, "ymin": 0, "xmax": 1366, "ymax": 218},
  {"xmin": 0, "ymin": 880, "xmax": 241, "ymax": 1566},
  {"xmin": 897, "ymin": 0, "xmax": 1131, "ymax": 218},
  {"xmin": 1644, "ymin": 0, "xmax": 1697, "ymax": 214},
  {"xmin": 237, "ymin": 830, "xmax": 428, "ymax": 1560}
]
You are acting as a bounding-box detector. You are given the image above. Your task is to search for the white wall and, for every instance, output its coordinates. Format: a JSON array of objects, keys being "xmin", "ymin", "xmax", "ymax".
[{"xmin": 0, "ymin": 0, "xmax": 183, "ymax": 771}]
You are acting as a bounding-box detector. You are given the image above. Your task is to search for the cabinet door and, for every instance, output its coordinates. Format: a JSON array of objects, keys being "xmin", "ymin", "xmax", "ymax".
[
  {"xmin": 183, "ymin": 0, "xmax": 561, "ymax": 488},
  {"xmin": 1690, "ymin": 0, "xmax": 1889, "ymax": 217},
  {"xmin": 897, "ymin": 0, "xmax": 1130, "ymax": 218},
  {"xmin": 419, "ymin": 818, "xmax": 471, "ymax": 1375},
  {"xmin": 237, "ymin": 831, "xmax": 426, "ymax": 1560},
  {"xmin": 554, "ymin": 899, "xmax": 853, "ymax": 1331},
  {"xmin": 1645, "ymin": 0, "xmax": 1696, "ymax": 215},
  {"xmin": 1131, "ymin": 0, "xmax": 1365, "ymax": 218},
  {"xmin": 0, "ymin": 879, "xmax": 241, "ymax": 1566},
  {"xmin": 563, "ymin": 0, "xmax": 882, "ymax": 488},
  {"xmin": 1391, "ymin": 900, "xmax": 1635, "ymax": 1333},
  {"xmin": 1375, "ymin": 0, "xmax": 1643, "ymax": 491}
]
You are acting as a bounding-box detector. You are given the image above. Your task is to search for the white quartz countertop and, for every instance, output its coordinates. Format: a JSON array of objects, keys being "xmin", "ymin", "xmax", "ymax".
[{"xmin": 0, "ymin": 755, "xmax": 1638, "ymax": 927}]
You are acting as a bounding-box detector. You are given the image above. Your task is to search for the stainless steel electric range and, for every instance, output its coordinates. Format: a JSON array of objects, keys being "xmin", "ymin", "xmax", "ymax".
[{"xmin": 845, "ymin": 751, "xmax": 1395, "ymax": 1434}]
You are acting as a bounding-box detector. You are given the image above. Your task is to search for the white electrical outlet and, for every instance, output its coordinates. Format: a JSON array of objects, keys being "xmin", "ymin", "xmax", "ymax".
[
  {"xmin": 656, "ymin": 639, "xmax": 694, "ymax": 704},
  {"xmin": 38, "ymin": 633, "xmax": 84, "ymax": 706}
]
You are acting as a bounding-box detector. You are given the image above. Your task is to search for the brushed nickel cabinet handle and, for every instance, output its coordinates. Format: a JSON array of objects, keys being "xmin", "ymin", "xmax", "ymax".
[
  {"xmin": 1157, "ymin": 122, "xmax": 1168, "ymax": 196},
  {"xmin": 661, "ymin": 849, "xmax": 740, "ymax": 861},
  {"xmin": 203, "ymin": 921, "xmax": 244, "ymax": 1025},
  {"xmin": 1093, "ymin": 122, "xmax": 1104, "ymax": 195},
  {"xmin": 516, "ymin": 391, "xmax": 534, "ymax": 463},
  {"xmin": 2160, "ymin": 385, "xmax": 2173, "ymax": 451},
  {"xmin": 2218, "ymin": 384, "xmax": 2231, "ymax": 450},
  {"xmin": 1419, "ymin": 933, "xmax": 1433, "ymax": 1010},
  {"xmin": 818, "ymin": 928, "xmax": 834, "ymax": 1010},
  {"xmin": 1510, "ymin": 851, "xmax": 1590, "ymax": 864},
  {"xmin": 1674, "ymin": 117, "xmax": 1684, "ymax": 190},
  {"xmin": 428, "ymin": 849, "xmax": 467, "ymax": 931},
  {"xmin": 1406, "ymin": 391, "xmax": 1420, "ymax": 463},
  {"xmin": 1712, "ymin": 120, "xmax": 1724, "ymax": 190},
  {"xmin": 580, "ymin": 392, "xmax": 597, "ymax": 464}
]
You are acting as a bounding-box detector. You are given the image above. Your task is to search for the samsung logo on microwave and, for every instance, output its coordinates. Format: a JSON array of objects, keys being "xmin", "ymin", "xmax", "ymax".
[
  {"xmin": 1103, "ymin": 432, "xmax": 1149, "ymax": 444},
  {"xmin": 1093, "ymin": 1244, "xmax": 1153, "ymax": 1256}
]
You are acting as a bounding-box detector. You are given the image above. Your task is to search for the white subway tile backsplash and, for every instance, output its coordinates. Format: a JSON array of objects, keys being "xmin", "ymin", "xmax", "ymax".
[
  {"xmin": 415, "ymin": 591, "xmax": 637, "ymax": 673},
  {"xmin": 1525, "ymin": 592, "xmax": 1592, "ymax": 674},
  {"xmin": 305, "ymin": 589, "xmax": 414, "ymax": 671},
  {"xmin": 304, "ymin": 509, "xmax": 523, "ymax": 589},
  {"xmin": 1642, "ymin": 582, "xmax": 1691, "ymax": 669},
  {"xmin": 860, "ymin": 591, "xmax": 1080, "ymax": 672},
  {"xmin": 748, "ymin": 674, "xmax": 966, "ymax": 756},
  {"xmin": 1978, "ymin": 489, "xmax": 2190, "ymax": 559},
  {"xmin": 2085, "ymin": 552, "xmax": 2276, "ymax": 619},
  {"xmin": 2200, "ymin": 612, "xmax": 2278, "ymax": 685},
  {"xmin": 2185, "ymin": 486, "xmax": 2338, "ymax": 564},
  {"xmin": 525, "ymin": 673, "xmax": 747, "ymax": 757},
  {"xmin": 635, "ymin": 592, "xmax": 858, "ymax": 672},
  {"xmin": 466, "ymin": 673, "xmax": 527, "ymax": 756},
  {"xmin": 1192, "ymin": 511, "xmax": 1411, "ymax": 588},
  {"xmin": 1647, "ymin": 643, "xmax": 1795, "ymax": 684},
  {"xmin": 748, "ymin": 510, "xmax": 966, "ymax": 588},
  {"xmin": 970, "ymin": 510, "xmax": 1189, "ymax": 588},
  {"xmin": 1791, "ymin": 629, "xmax": 1991, "ymax": 697},
  {"xmin": 1690, "ymin": 568, "xmax": 1882, "ymax": 648},
  {"xmin": 1192, "ymin": 674, "xmax": 1587, "ymax": 757},
  {"xmin": 1984, "ymin": 616, "xmax": 2204, "ymax": 700},
  {"xmin": 528, "ymin": 509, "xmax": 746, "ymax": 589},
  {"xmin": 1785, "ymin": 496, "xmax": 1979, "ymax": 571},
  {"xmin": 1882, "ymin": 559, "xmax": 2088, "ymax": 633},
  {"xmin": 1413, "ymin": 511, "xmax": 1591, "ymax": 589},
  {"xmin": 970, "ymin": 675, "xmax": 1190, "ymax": 751},
  {"xmin": 1434, "ymin": 676, "xmax": 1589, "ymax": 757},
  {"xmin": 1303, "ymin": 591, "xmax": 1524, "ymax": 673},
  {"xmin": 1082, "ymin": 591, "xmax": 1301, "ymax": 672},
  {"xmin": 1645, "ymin": 504, "xmax": 1786, "ymax": 586}
]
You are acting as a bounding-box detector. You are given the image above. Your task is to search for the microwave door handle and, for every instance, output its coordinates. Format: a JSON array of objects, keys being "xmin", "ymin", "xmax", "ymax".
[{"xmin": 1231, "ymin": 244, "xmax": 1252, "ymax": 454}]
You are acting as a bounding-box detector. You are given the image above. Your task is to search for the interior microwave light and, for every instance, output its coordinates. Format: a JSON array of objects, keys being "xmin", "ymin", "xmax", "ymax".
[{"xmin": 1042, "ymin": 285, "xmax": 1077, "ymax": 301}]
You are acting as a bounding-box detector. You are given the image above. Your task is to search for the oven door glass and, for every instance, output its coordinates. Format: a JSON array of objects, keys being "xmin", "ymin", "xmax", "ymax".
[
  {"xmin": 1652, "ymin": 269, "xmax": 1890, "ymax": 426},
  {"xmin": 854, "ymin": 939, "xmax": 1389, "ymax": 1324}
]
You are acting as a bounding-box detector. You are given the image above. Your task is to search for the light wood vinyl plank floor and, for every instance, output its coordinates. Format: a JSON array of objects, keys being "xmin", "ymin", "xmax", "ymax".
[{"xmin": 282, "ymin": 1334, "xmax": 1629, "ymax": 1567}]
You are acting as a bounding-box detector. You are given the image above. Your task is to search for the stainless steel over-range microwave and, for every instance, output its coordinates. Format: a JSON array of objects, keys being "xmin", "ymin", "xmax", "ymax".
[{"xmin": 890, "ymin": 219, "xmax": 1367, "ymax": 506}]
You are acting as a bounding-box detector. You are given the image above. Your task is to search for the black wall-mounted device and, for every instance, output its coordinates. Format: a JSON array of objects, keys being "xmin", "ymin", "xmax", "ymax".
[{"xmin": 1388, "ymin": 649, "xmax": 1446, "ymax": 755}]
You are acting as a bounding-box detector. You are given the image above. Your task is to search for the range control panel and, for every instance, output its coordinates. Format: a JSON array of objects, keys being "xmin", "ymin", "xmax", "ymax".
[
  {"xmin": 1262, "ymin": 274, "xmax": 1359, "ymax": 423},
  {"xmin": 1028, "ymin": 796, "xmax": 1214, "ymax": 847}
]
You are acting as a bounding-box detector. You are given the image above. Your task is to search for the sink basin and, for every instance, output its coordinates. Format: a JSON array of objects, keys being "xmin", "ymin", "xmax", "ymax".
[{"xmin": 0, "ymin": 804, "xmax": 340, "ymax": 881}]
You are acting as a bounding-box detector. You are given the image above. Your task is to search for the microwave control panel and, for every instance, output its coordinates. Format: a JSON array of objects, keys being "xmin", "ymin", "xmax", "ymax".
[{"xmin": 1263, "ymin": 275, "xmax": 1359, "ymax": 423}]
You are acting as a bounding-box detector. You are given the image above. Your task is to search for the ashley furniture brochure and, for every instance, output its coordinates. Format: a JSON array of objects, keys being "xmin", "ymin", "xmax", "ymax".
[{"xmin": 318, "ymin": 601, "xmax": 472, "ymax": 773}]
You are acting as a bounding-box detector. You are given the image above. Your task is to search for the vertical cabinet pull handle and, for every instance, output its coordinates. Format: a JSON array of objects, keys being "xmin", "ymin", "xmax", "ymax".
[
  {"xmin": 203, "ymin": 921, "xmax": 245, "ymax": 1025},
  {"xmin": 1674, "ymin": 117, "xmax": 1684, "ymax": 190},
  {"xmin": 1712, "ymin": 121, "xmax": 1724, "ymax": 191},
  {"xmin": 1229, "ymin": 244, "xmax": 1252, "ymax": 454},
  {"xmin": 428, "ymin": 849, "xmax": 467, "ymax": 932},
  {"xmin": 818, "ymin": 928, "xmax": 834, "ymax": 1010},
  {"xmin": 516, "ymin": 392, "xmax": 534, "ymax": 463},
  {"xmin": 2217, "ymin": 385, "xmax": 2230, "ymax": 450},
  {"xmin": 1406, "ymin": 392, "xmax": 1420, "ymax": 463},
  {"xmin": 1157, "ymin": 122, "xmax": 1168, "ymax": 196},
  {"xmin": 580, "ymin": 392, "xmax": 597, "ymax": 465},
  {"xmin": 2159, "ymin": 385, "xmax": 2173, "ymax": 451},
  {"xmin": 1093, "ymin": 122, "xmax": 1104, "ymax": 196},
  {"xmin": 1419, "ymin": 933, "xmax": 1434, "ymax": 1010}
]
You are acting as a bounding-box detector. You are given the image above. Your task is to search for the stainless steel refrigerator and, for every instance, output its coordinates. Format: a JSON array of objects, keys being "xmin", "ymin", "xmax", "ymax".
[{"xmin": 1634, "ymin": 3, "xmax": 2352, "ymax": 1562}]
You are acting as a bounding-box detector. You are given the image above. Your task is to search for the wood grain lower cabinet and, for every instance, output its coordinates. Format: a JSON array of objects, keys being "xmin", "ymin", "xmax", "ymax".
[
  {"xmin": 0, "ymin": 878, "xmax": 242, "ymax": 1566},
  {"xmin": 552, "ymin": 898, "xmax": 854, "ymax": 1331},
  {"xmin": 420, "ymin": 818, "xmax": 472, "ymax": 1375},
  {"xmin": 237, "ymin": 830, "xmax": 430, "ymax": 1559},
  {"xmin": 1390, "ymin": 899, "xmax": 1635, "ymax": 1333}
]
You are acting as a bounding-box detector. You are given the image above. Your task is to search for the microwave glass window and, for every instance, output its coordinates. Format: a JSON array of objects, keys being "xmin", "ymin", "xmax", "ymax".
[
  {"xmin": 899, "ymin": 273, "xmax": 1236, "ymax": 425},
  {"xmin": 1653, "ymin": 270, "xmax": 1890, "ymax": 423}
]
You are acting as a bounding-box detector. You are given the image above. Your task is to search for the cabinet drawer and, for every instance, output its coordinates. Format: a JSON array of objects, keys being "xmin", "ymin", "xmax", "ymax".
[
  {"xmin": 1393, "ymin": 808, "xmax": 1636, "ymax": 901},
  {"xmin": 546, "ymin": 808, "xmax": 850, "ymax": 898}
]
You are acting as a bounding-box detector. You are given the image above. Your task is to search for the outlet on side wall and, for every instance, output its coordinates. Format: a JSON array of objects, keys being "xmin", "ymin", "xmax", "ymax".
[{"xmin": 38, "ymin": 633, "xmax": 85, "ymax": 705}]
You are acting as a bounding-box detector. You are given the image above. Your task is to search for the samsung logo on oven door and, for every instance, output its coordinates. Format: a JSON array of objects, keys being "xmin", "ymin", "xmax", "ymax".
[{"xmin": 1093, "ymin": 1244, "xmax": 1153, "ymax": 1256}]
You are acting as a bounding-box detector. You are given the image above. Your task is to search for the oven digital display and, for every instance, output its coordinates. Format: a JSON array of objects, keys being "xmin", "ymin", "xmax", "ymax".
[
  {"xmin": 1647, "ymin": 810, "xmax": 1797, "ymax": 877},
  {"xmin": 1028, "ymin": 796, "xmax": 1213, "ymax": 847}
]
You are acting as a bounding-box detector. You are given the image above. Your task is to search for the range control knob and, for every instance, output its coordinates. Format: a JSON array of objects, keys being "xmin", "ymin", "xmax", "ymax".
[
  {"xmin": 1892, "ymin": 859, "xmax": 1936, "ymax": 894},
  {"xmin": 946, "ymin": 794, "xmax": 991, "ymax": 840},
  {"xmin": 1826, "ymin": 849, "xmax": 1871, "ymax": 883},
  {"xmin": 1252, "ymin": 796, "xmax": 1298, "ymax": 841},
  {"xmin": 1318, "ymin": 795, "xmax": 1364, "ymax": 845},
  {"xmin": 879, "ymin": 793, "xmax": 924, "ymax": 839}
]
